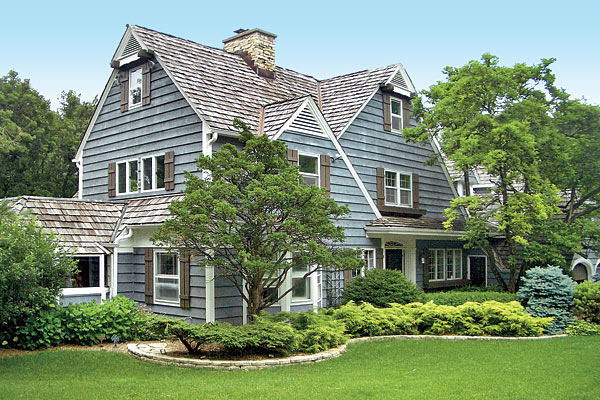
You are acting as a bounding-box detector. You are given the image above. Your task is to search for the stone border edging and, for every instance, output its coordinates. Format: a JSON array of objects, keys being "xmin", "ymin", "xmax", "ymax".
[{"xmin": 127, "ymin": 334, "xmax": 567, "ymax": 370}]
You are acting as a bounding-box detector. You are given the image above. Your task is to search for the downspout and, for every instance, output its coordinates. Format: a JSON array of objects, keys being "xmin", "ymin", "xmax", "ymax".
[{"xmin": 112, "ymin": 227, "xmax": 133, "ymax": 298}]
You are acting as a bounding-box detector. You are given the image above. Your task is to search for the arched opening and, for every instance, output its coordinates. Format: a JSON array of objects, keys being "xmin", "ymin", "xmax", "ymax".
[{"xmin": 572, "ymin": 264, "xmax": 589, "ymax": 283}]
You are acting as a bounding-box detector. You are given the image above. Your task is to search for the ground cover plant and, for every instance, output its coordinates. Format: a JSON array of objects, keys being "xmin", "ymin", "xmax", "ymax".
[
  {"xmin": 1, "ymin": 337, "xmax": 597, "ymax": 399},
  {"xmin": 423, "ymin": 289, "xmax": 517, "ymax": 306}
]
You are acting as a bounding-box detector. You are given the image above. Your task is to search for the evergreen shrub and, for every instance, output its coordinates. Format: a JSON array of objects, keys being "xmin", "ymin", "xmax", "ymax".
[
  {"xmin": 517, "ymin": 266, "xmax": 576, "ymax": 334},
  {"xmin": 342, "ymin": 269, "xmax": 425, "ymax": 307},
  {"xmin": 424, "ymin": 290, "xmax": 517, "ymax": 306},
  {"xmin": 565, "ymin": 320, "xmax": 600, "ymax": 336},
  {"xmin": 574, "ymin": 280, "xmax": 600, "ymax": 324}
]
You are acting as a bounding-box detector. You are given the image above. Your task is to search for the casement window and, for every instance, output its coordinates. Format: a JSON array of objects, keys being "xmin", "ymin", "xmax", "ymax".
[
  {"xmin": 129, "ymin": 67, "xmax": 143, "ymax": 109},
  {"xmin": 116, "ymin": 159, "xmax": 139, "ymax": 194},
  {"xmin": 65, "ymin": 256, "xmax": 100, "ymax": 288},
  {"xmin": 391, "ymin": 98, "xmax": 403, "ymax": 132},
  {"xmin": 298, "ymin": 153, "xmax": 320, "ymax": 186},
  {"xmin": 384, "ymin": 170, "xmax": 412, "ymax": 207},
  {"xmin": 154, "ymin": 252, "xmax": 180, "ymax": 305},
  {"xmin": 429, "ymin": 249, "xmax": 463, "ymax": 281},
  {"xmin": 291, "ymin": 264, "xmax": 311, "ymax": 303},
  {"xmin": 108, "ymin": 151, "xmax": 174, "ymax": 197},
  {"xmin": 142, "ymin": 154, "xmax": 166, "ymax": 191}
]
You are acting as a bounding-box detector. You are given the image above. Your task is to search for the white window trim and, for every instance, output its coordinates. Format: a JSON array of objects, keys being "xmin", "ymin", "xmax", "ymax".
[
  {"xmin": 116, "ymin": 158, "xmax": 139, "ymax": 195},
  {"xmin": 384, "ymin": 169, "xmax": 413, "ymax": 208},
  {"xmin": 353, "ymin": 248, "xmax": 376, "ymax": 278},
  {"xmin": 429, "ymin": 249, "xmax": 463, "ymax": 282},
  {"xmin": 128, "ymin": 67, "xmax": 143, "ymax": 110},
  {"xmin": 291, "ymin": 264, "xmax": 312, "ymax": 304},
  {"xmin": 153, "ymin": 250, "xmax": 180, "ymax": 306},
  {"xmin": 141, "ymin": 153, "xmax": 166, "ymax": 192},
  {"xmin": 62, "ymin": 254, "xmax": 106, "ymax": 301},
  {"xmin": 298, "ymin": 152, "xmax": 320, "ymax": 187},
  {"xmin": 390, "ymin": 97, "xmax": 403, "ymax": 133}
]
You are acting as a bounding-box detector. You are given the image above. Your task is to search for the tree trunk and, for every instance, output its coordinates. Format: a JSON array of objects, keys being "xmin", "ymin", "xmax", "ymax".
[{"xmin": 463, "ymin": 169, "xmax": 470, "ymax": 197}]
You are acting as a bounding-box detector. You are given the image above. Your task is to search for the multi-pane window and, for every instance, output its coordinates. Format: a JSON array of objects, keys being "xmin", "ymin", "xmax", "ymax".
[
  {"xmin": 65, "ymin": 256, "xmax": 100, "ymax": 288},
  {"xmin": 352, "ymin": 249, "xmax": 376, "ymax": 278},
  {"xmin": 429, "ymin": 249, "xmax": 462, "ymax": 281},
  {"xmin": 291, "ymin": 264, "xmax": 311, "ymax": 302},
  {"xmin": 117, "ymin": 159, "xmax": 139, "ymax": 194},
  {"xmin": 155, "ymin": 252, "xmax": 179, "ymax": 304},
  {"xmin": 129, "ymin": 68, "xmax": 143, "ymax": 109},
  {"xmin": 142, "ymin": 155, "xmax": 165, "ymax": 191},
  {"xmin": 298, "ymin": 154, "xmax": 319, "ymax": 186},
  {"xmin": 384, "ymin": 170, "xmax": 412, "ymax": 207},
  {"xmin": 391, "ymin": 98, "xmax": 403, "ymax": 132}
]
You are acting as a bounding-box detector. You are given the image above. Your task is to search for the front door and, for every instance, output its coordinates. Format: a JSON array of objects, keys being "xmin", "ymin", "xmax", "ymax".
[
  {"xmin": 469, "ymin": 256, "xmax": 486, "ymax": 286},
  {"xmin": 386, "ymin": 249, "xmax": 404, "ymax": 274}
]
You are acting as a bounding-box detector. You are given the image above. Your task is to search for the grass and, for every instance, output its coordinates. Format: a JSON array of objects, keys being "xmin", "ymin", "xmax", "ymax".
[{"xmin": 1, "ymin": 337, "xmax": 599, "ymax": 399}]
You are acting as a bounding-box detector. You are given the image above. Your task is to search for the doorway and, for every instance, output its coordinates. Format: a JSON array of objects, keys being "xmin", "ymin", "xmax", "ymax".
[
  {"xmin": 385, "ymin": 249, "xmax": 405, "ymax": 275},
  {"xmin": 468, "ymin": 255, "xmax": 487, "ymax": 286}
]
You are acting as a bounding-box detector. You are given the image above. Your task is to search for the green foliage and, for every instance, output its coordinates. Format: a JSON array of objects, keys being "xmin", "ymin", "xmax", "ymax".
[
  {"xmin": 0, "ymin": 204, "xmax": 75, "ymax": 346},
  {"xmin": 0, "ymin": 72, "xmax": 96, "ymax": 198},
  {"xmin": 263, "ymin": 311, "xmax": 348, "ymax": 353},
  {"xmin": 342, "ymin": 269, "xmax": 425, "ymax": 307},
  {"xmin": 565, "ymin": 320, "xmax": 600, "ymax": 336},
  {"xmin": 332, "ymin": 300, "xmax": 550, "ymax": 338},
  {"xmin": 10, "ymin": 305, "xmax": 65, "ymax": 350},
  {"xmin": 424, "ymin": 290, "xmax": 517, "ymax": 306},
  {"xmin": 517, "ymin": 266, "xmax": 576, "ymax": 334},
  {"xmin": 154, "ymin": 119, "xmax": 361, "ymax": 317},
  {"xmin": 573, "ymin": 280, "xmax": 600, "ymax": 323}
]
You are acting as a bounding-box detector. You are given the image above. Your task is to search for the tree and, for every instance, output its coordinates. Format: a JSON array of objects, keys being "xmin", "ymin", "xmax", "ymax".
[
  {"xmin": 154, "ymin": 120, "xmax": 361, "ymax": 318},
  {"xmin": 0, "ymin": 202, "xmax": 75, "ymax": 343},
  {"xmin": 404, "ymin": 54, "xmax": 566, "ymax": 292},
  {"xmin": 0, "ymin": 71, "xmax": 96, "ymax": 198}
]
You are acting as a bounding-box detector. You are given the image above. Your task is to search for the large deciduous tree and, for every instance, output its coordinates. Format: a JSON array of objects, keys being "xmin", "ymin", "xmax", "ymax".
[
  {"xmin": 154, "ymin": 120, "xmax": 361, "ymax": 318},
  {"xmin": 404, "ymin": 54, "xmax": 575, "ymax": 292}
]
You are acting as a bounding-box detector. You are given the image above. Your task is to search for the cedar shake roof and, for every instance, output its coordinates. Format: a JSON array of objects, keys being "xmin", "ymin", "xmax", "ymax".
[
  {"xmin": 366, "ymin": 216, "xmax": 465, "ymax": 231},
  {"xmin": 262, "ymin": 96, "xmax": 309, "ymax": 138},
  {"xmin": 6, "ymin": 196, "xmax": 126, "ymax": 254},
  {"xmin": 116, "ymin": 194, "xmax": 184, "ymax": 236},
  {"xmin": 130, "ymin": 25, "xmax": 411, "ymax": 136}
]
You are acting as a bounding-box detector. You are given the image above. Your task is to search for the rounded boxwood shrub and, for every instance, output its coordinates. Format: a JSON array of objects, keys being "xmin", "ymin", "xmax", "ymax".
[
  {"xmin": 573, "ymin": 280, "xmax": 600, "ymax": 324},
  {"xmin": 342, "ymin": 269, "xmax": 425, "ymax": 307},
  {"xmin": 517, "ymin": 266, "xmax": 576, "ymax": 334}
]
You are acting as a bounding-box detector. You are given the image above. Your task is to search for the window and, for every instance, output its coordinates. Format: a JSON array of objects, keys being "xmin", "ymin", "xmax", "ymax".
[
  {"xmin": 291, "ymin": 264, "xmax": 311, "ymax": 302},
  {"xmin": 65, "ymin": 256, "xmax": 100, "ymax": 288},
  {"xmin": 429, "ymin": 249, "xmax": 462, "ymax": 281},
  {"xmin": 384, "ymin": 170, "xmax": 412, "ymax": 207},
  {"xmin": 129, "ymin": 67, "xmax": 143, "ymax": 109},
  {"xmin": 391, "ymin": 98, "xmax": 403, "ymax": 132},
  {"xmin": 352, "ymin": 249, "xmax": 376, "ymax": 278},
  {"xmin": 298, "ymin": 154, "xmax": 319, "ymax": 186},
  {"xmin": 154, "ymin": 252, "xmax": 179, "ymax": 304},
  {"xmin": 117, "ymin": 159, "xmax": 139, "ymax": 194},
  {"xmin": 142, "ymin": 155, "xmax": 166, "ymax": 191}
]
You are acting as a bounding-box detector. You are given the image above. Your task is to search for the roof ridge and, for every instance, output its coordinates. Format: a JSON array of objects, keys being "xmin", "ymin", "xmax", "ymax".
[
  {"xmin": 263, "ymin": 95, "xmax": 311, "ymax": 108},
  {"xmin": 321, "ymin": 63, "xmax": 400, "ymax": 83}
]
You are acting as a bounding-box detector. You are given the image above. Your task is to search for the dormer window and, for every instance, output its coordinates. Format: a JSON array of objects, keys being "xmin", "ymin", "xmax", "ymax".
[
  {"xmin": 385, "ymin": 170, "xmax": 412, "ymax": 207},
  {"xmin": 129, "ymin": 67, "xmax": 143, "ymax": 109},
  {"xmin": 391, "ymin": 98, "xmax": 403, "ymax": 132}
]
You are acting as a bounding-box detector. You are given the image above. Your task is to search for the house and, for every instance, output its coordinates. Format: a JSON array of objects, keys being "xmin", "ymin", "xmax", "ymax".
[{"xmin": 7, "ymin": 25, "xmax": 501, "ymax": 324}]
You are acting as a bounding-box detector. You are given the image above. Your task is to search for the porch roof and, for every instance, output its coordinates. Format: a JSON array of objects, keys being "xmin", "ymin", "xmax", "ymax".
[{"xmin": 365, "ymin": 216, "xmax": 465, "ymax": 238}]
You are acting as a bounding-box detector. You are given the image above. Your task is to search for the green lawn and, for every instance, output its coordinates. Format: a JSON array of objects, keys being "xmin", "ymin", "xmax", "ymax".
[{"xmin": 1, "ymin": 337, "xmax": 599, "ymax": 399}]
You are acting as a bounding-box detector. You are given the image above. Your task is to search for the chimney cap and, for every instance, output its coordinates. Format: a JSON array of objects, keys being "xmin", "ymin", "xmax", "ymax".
[{"xmin": 223, "ymin": 28, "xmax": 277, "ymax": 43}]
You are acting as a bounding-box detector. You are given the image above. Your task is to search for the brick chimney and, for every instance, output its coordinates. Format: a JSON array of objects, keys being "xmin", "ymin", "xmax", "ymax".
[{"xmin": 223, "ymin": 28, "xmax": 277, "ymax": 78}]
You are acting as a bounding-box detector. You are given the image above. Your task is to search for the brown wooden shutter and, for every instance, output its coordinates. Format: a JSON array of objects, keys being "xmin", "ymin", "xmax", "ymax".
[
  {"xmin": 320, "ymin": 154, "xmax": 331, "ymax": 196},
  {"xmin": 108, "ymin": 162, "xmax": 116, "ymax": 197},
  {"xmin": 142, "ymin": 63, "xmax": 151, "ymax": 106},
  {"xmin": 144, "ymin": 249, "xmax": 154, "ymax": 304},
  {"xmin": 422, "ymin": 249, "xmax": 430, "ymax": 288},
  {"xmin": 376, "ymin": 248, "xmax": 384, "ymax": 269},
  {"xmin": 120, "ymin": 71, "xmax": 129, "ymax": 113},
  {"xmin": 412, "ymin": 174, "xmax": 420, "ymax": 209},
  {"xmin": 287, "ymin": 149, "xmax": 298, "ymax": 166},
  {"xmin": 343, "ymin": 269, "xmax": 353, "ymax": 287},
  {"xmin": 383, "ymin": 93, "xmax": 391, "ymax": 132},
  {"xmin": 376, "ymin": 167, "xmax": 385, "ymax": 208},
  {"xmin": 403, "ymin": 98, "xmax": 411, "ymax": 129},
  {"xmin": 179, "ymin": 251, "xmax": 191, "ymax": 309},
  {"xmin": 164, "ymin": 151, "xmax": 175, "ymax": 191}
]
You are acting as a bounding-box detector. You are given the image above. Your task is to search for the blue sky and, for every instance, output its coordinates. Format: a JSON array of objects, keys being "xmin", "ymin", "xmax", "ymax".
[{"xmin": 1, "ymin": 1, "xmax": 598, "ymax": 109}]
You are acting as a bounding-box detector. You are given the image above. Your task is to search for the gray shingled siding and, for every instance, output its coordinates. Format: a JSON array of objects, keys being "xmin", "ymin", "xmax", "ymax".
[
  {"xmin": 117, "ymin": 248, "xmax": 206, "ymax": 323},
  {"xmin": 214, "ymin": 273, "xmax": 243, "ymax": 325},
  {"xmin": 81, "ymin": 64, "xmax": 203, "ymax": 200},
  {"xmin": 338, "ymin": 90, "xmax": 455, "ymax": 219}
]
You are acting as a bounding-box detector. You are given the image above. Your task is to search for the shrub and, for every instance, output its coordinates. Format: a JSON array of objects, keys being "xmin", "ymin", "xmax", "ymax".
[
  {"xmin": 332, "ymin": 301, "xmax": 419, "ymax": 337},
  {"xmin": 565, "ymin": 320, "xmax": 600, "ymax": 336},
  {"xmin": 424, "ymin": 290, "xmax": 517, "ymax": 306},
  {"xmin": 517, "ymin": 266, "xmax": 577, "ymax": 334},
  {"xmin": 9, "ymin": 306, "xmax": 65, "ymax": 350},
  {"xmin": 264, "ymin": 311, "xmax": 348, "ymax": 353},
  {"xmin": 342, "ymin": 269, "xmax": 425, "ymax": 307},
  {"xmin": 0, "ymin": 204, "xmax": 75, "ymax": 346},
  {"xmin": 573, "ymin": 281, "xmax": 600, "ymax": 324}
]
